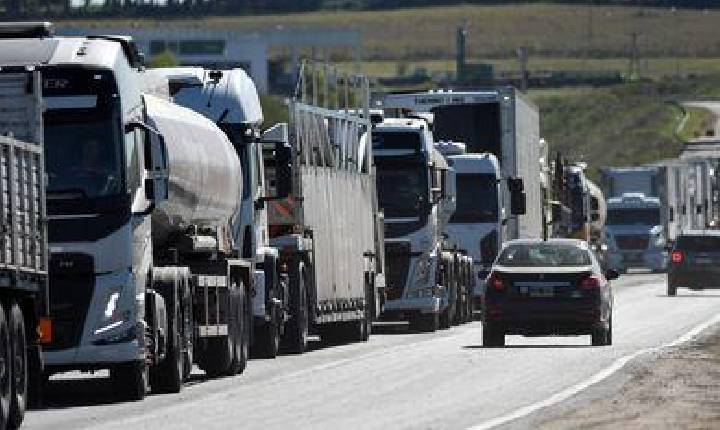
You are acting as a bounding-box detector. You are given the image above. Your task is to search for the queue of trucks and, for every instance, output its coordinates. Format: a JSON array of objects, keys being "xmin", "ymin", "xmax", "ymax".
[{"xmin": 0, "ymin": 22, "xmax": 607, "ymax": 428}]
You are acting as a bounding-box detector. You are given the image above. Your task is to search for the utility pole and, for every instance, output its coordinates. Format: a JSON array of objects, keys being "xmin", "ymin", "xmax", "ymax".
[
  {"xmin": 517, "ymin": 46, "xmax": 529, "ymax": 91},
  {"xmin": 456, "ymin": 24, "xmax": 467, "ymax": 84},
  {"xmin": 587, "ymin": 1, "xmax": 594, "ymax": 61},
  {"xmin": 628, "ymin": 31, "xmax": 639, "ymax": 80}
]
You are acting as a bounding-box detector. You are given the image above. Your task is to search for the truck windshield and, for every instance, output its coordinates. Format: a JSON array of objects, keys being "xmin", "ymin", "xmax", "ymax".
[
  {"xmin": 450, "ymin": 173, "xmax": 498, "ymax": 223},
  {"xmin": 43, "ymin": 69, "xmax": 124, "ymax": 199},
  {"xmin": 376, "ymin": 161, "xmax": 428, "ymax": 218},
  {"xmin": 607, "ymin": 208, "xmax": 660, "ymax": 225}
]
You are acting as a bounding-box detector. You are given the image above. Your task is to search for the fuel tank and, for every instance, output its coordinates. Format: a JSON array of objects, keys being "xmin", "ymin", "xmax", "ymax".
[{"xmin": 143, "ymin": 94, "xmax": 242, "ymax": 243}]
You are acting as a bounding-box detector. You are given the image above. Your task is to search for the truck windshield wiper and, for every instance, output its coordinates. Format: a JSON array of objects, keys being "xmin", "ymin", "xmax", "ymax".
[{"xmin": 47, "ymin": 188, "xmax": 88, "ymax": 200}]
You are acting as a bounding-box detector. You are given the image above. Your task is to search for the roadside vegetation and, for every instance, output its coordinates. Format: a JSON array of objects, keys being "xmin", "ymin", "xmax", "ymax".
[
  {"xmin": 530, "ymin": 75, "xmax": 720, "ymax": 178},
  {"xmin": 676, "ymin": 106, "xmax": 715, "ymax": 141}
]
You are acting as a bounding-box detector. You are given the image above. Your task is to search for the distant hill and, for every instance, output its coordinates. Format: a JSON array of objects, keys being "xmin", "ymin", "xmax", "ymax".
[{"xmin": 10, "ymin": 0, "xmax": 720, "ymax": 19}]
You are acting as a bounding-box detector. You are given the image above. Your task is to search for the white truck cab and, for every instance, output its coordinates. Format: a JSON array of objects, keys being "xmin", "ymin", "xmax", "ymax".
[
  {"xmin": 373, "ymin": 118, "xmax": 460, "ymax": 330},
  {"xmin": 444, "ymin": 153, "xmax": 502, "ymax": 309},
  {"xmin": 605, "ymin": 193, "xmax": 667, "ymax": 272}
]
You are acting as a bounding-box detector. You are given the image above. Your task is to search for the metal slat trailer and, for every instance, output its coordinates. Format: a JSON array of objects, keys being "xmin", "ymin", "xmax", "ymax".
[
  {"xmin": 266, "ymin": 64, "xmax": 384, "ymax": 350},
  {"xmin": 0, "ymin": 70, "xmax": 49, "ymax": 428}
]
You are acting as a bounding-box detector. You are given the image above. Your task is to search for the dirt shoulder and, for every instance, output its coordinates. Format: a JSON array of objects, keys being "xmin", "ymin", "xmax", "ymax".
[{"xmin": 511, "ymin": 326, "xmax": 720, "ymax": 429}]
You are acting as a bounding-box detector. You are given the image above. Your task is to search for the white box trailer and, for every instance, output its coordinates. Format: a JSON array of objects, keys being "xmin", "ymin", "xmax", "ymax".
[{"xmin": 383, "ymin": 88, "xmax": 542, "ymax": 241}]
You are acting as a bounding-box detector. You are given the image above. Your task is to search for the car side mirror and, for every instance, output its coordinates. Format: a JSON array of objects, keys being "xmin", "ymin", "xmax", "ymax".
[{"xmin": 604, "ymin": 269, "xmax": 620, "ymax": 281}]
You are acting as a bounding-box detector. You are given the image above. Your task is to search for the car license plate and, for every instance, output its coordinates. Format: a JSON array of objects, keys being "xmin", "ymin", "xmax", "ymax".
[{"xmin": 529, "ymin": 286, "xmax": 554, "ymax": 298}]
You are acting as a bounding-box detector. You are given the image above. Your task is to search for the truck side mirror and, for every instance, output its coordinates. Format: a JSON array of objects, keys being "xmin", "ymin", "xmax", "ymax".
[
  {"xmin": 431, "ymin": 187, "xmax": 442, "ymax": 202},
  {"xmin": 128, "ymin": 120, "xmax": 169, "ymax": 205},
  {"xmin": 508, "ymin": 177, "xmax": 524, "ymax": 193},
  {"xmin": 274, "ymin": 142, "xmax": 292, "ymax": 199},
  {"xmin": 262, "ymin": 123, "xmax": 293, "ymax": 200},
  {"xmin": 511, "ymin": 191, "xmax": 526, "ymax": 215}
]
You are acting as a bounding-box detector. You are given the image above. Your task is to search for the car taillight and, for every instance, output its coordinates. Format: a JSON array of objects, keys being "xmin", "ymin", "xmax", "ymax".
[
  {"xmin": 671, "ymin": 250, "xmax": 684, "ymax": 264},
  {"xmin": 580, "ymin": 275, "xmax": 602, "ymax": 289},
  {"xmin": 488, "ymin": 272, "xmax": 505, "ymax": 291}
]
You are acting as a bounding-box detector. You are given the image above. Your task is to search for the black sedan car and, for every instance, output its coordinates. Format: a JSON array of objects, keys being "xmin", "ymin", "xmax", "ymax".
[
  {"xmin": 482, "ymin": 239, "xmax": 617, "ymax": 347},
  {"xmin": 667, "ymin": 230, "xmax": 720, "ymax": 296}
]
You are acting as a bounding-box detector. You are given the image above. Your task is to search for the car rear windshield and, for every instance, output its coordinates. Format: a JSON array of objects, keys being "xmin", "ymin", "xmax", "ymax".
[
  {"xmin": 497, "ymin": 243, "xmax": 592, "ymax": 267},
  {"xmin": 677, "ymin": 235, "xmax": 720, "ymax": 252}
]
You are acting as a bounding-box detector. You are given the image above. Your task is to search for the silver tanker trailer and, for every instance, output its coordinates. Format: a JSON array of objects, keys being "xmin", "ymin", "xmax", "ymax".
[{"xmin": 0, "ymin": 23, "xmax": 255, "ymax": 400}]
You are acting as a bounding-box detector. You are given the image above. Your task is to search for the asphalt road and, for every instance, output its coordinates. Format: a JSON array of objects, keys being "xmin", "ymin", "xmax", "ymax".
[{"xmin": 25, "ymin": 273, "xmax": 720, "ymax": 430}]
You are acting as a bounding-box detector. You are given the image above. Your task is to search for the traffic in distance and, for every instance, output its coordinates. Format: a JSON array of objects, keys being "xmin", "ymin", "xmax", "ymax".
[{"xmin": 0, "ymin": 20, "xmax": 717, "ymax": 430}]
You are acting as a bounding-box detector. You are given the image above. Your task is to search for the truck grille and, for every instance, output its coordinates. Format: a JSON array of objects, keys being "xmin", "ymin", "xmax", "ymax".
[
  {"xmin": 384, "ymin": 242, "xmax": 411, "ymax": 300},
  {"xmin": 616, "ymin": 235, "xmax": 649, "ymax": 250},
  {"xmin": 46, "ymin": 253, "xmax": 94, "ymax": 351}
]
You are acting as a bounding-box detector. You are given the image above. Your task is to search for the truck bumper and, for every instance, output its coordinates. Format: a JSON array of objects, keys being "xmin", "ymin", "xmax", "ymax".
[
  {"xmin": 44, "ymin": 338, "xmax": 141, "ymax": 370},
  {"xmin": 381, "ymin": 297, "xmax": 441, "ymax": 320},
  {"xmin": 608, "ymin": 249, "xmax": 668, "ymax": 271}
]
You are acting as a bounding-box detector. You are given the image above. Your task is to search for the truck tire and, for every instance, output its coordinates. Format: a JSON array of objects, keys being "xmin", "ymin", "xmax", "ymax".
[
  {"xmin": 667, "ymin": 284, "xmax": 677, "ymax": 296},
  {"xmin": 283, "ymin": 262, "xmax": 308, "ymax": 354},
  {"xmin": 111, "ymin": 361, "xmax": 148, "ymax": 401},
  {"xmin": 439, "ymin": 308, "xmax": 451, "ymax": 330},
  {"xmin": 0, "ymin": 304, "xmax": 12, "ymax": 429},
  {"xmin": 254, "ymin": 320, "xmax": 280, "ymax": 359},
  {"xmin": 482, "ymin": 323, "xmax": 505, "ymax": 347},
  {"xmin": 230, "ymin": 281, "xmax": 249, "ymax": 375},
  {"xmin": 254, "ymin": 269, "xmax": 280, "ymax": 359},
  {"xmin": 409, "ymin": 314, "xmax": 439, "ymax": 333},
  {"xmin": 200, "ymin": 279, "xmax": 243, "ymax": 377},
  {"xmin": 150, "ymin": 305, "xmax": 184, "ymax": 394},
  {"xmin": 8, "ymin": 303, "xmax": 26, "ymax": 430}
]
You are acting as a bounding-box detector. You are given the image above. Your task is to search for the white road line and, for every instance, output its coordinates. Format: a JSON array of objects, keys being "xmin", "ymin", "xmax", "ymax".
[{"xmin": 467, "ymin": 311, "xmax": 720, "ymax": 430}]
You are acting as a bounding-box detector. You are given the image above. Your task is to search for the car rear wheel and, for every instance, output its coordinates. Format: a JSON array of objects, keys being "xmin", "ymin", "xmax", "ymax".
[
  {"xmin": 591, "ymin": 324, "xmax": 610, "ymax": 346},
  {"xmin": 667, "ymin": 284, "xmax": 677, "ymax": 296},
  {"xmin": 482, "ymin": 323, "xmax": 504, "ymax": 347}
]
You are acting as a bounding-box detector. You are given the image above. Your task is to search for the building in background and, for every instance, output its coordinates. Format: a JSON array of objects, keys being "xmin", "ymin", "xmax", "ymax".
[{"xmin": 59, "ymin": 26, "xmax": 363, "ymax": 93}]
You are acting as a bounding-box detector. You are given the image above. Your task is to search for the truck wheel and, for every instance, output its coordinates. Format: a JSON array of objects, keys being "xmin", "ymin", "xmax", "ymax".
[
  {"xmin": 409, "ymin": 314, "xmax": 439, "ymax": 333},
  {"xmin": 231, "ymin": 281, "xmax": 250, "ymax": 375},
  {"xmin": 667, "ymin": 284, "xmax": 677, "ymax": 296},
  {"xmin": 201, "ymin": 279, "xmax": 243, "ymax": 377},
  {"xmin": 439, "ymin": 308, "xmax": 451, "ymax": 330},
  {"xmin": 111, "ymin": 361, "xmax": 148, "ymax": 401},
  {"xmin": 482, "ymin": 323, "xmax": 505, "ymax": 347},
  {"xmin": 283, "ymin": 263, "xmax": 308, "ymax": 354},
  {"xmin": 8, "ymin": 303, "xmax": 26, "ymax": 429},
  {"xmin": 255, "ymin": 320, "xmax": 280, "ymax": 359},
  {"xmin": 254, "ymin": 284, "xmax": 281, "ymax": 359},
  {"xmin": 0, "ymin": 304, "xmax": 12, "ymax": 429},
  {"xmin": 150, "ymin": 306, "xmax": 184, "ymax": 394}
]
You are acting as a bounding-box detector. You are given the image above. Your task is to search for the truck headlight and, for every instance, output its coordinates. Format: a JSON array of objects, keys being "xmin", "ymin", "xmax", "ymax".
[
  {"xmin": 654, "ymin": 234, "xmax": 666, "ymax": 247},
  {"xmin": 95, "ymin": 288, "xmax": 130, "ymax": 336},
  {"xmin": 416, "ymin": 254, "xmax": 431, "ymax": 283}
]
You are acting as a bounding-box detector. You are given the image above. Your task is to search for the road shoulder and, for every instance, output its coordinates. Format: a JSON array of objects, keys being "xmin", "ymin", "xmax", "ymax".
[{"xmin": 507, "ymin": 324, "xmax": 720, "ymax": 429}]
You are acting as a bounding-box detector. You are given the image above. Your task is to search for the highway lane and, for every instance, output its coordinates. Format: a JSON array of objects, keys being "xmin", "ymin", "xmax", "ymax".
[{"xmin": 25, "ymin": 273, "xmax": 720, "ymax": 430}]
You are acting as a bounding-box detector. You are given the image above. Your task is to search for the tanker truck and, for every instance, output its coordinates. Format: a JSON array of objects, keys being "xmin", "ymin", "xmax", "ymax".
[
  {"xmin": 0, "ymin": 23, "xmax": 255, "ymax": 400},
  {"xmin": 147, "ymin": 66, "xmax": 287, "ymax": 358},
  {"xmin": 0, "ymin": 65, "xmax": 49, "ymax": 428}
]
